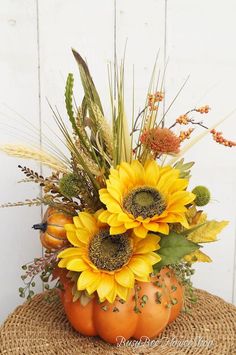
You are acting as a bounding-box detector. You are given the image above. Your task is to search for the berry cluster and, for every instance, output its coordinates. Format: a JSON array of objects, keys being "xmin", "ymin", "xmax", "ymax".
[
  {"xmin": 179, "ymin": 128, "xmax": 194, "ymax": 142},
  {"xmin": 196, "ymin": 105, "xmax": 210, "ymax": 114},
  {"xmin": 148, "ymin": 91, "xmax": 164, "ymax": 111},
  {"xmin": 176, "ymin": 114, "xmax": 190, "ymax": 125},
  {"xmin": 210, "ymin": 129, "xmax": 236, "ymax": 147}
]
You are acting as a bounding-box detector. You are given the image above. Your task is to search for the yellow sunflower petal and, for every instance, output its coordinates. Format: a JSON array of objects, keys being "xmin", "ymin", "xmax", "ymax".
[
  {"xmin": 86, "ymin": 273, "xmax": 102, "ymax": 295},
  {"xmin": 99, "ymin": 192, "xmax": 122, "ymax": 213},
  {"xmin": 157, "ymin": 169, "xmax": 179, "ymax": 193},
  {"xmin": 110, "ymin": 225, "xmax": 127, "ymax": 235},
  {"xmin": 66, "ymin": 231, "xmax": 82, "ymax": 247},
  {"xmin": 117, "ymin": 212, "xmax": 134, "ymax": 223},
  {"xmin": 66, "ymin": 258, "xmax": 88, "ymax": 272},
  {"xmin": 153, "ymin": 222, "xmax": 169, "ymax": 235},
  {"xmin": 94, "ymin": 209, "xmax": 108, "ymax": 228},
  {"xmin": 144, "ymin": 160, "xmax": 160, "ymax": 186},
  {"xmin": 98, "ymin": 210, "xmax": 112, "ymax": 223},
  {"xmin": 97, "ymin": 273, "xmax": 114, "ymax": 300},
  {"xmin": 78, "ymin": 212, "xmax": 97, "ymax": 234},
  {"xmin": 128, "ymin": 256, "xmax": 152, "ymax": 277},
  {"xmin": 107, "ymin": 213, "xmax": 124, "ymax": 227},
  {"xmin": 142, "ymin": 252, "xmax": 161, "ymax": 265},
  {"xmin": 110, "ymin": 167, "xmax": 119, "ymax": 178},
  {"xmin": 168, "ymin": 191, "xmax": 195, "ymax": 207},
  {"xmin": 134, "ymin": 234, "xmax": 160, "ymax": 254},
  {"xmin": 160, "ymin": 212, "xmax": 189, "ymax": 228},
  {"xmin": 158, "ymin": 178, "xmax": 179, "ymax": 196},
  {"xmin": 75, "ymin": 229, "xmax": 91, "ymax": 244},
  {"xmin": 134, "ymin": 274, "xmax": 150, "ymax": 282},
  {"xmin": 159, "ymin": 165, "xmax": 171, "ymax": 176},
  {"xmin": 124, "ymin": 221, "xmax": 140, "ymax": 229},
  {"xmin": 169, "ymin": 178, "xmax": 188, "ymax": 193},
  {"xmin": 58, "ymin": 258, "xmax": 71, "ymax": 268},
  {"xmin": 58, "ymin": 247, "xmax": 83, "ymax": 259},
  {"xmin": 119, "ymin": 164, "xmax": 134, "ymax": 185},
  {"xmin": 65, "ymin": 224, "xmax": 76, "ymax": 232},
  {"xmin": 116, "ymin": 283, "xmax": 130, "ymax": 301},
  {"xmin": 131, "ymin": 160, "xmax": 145, "ymax": 184},
  {"xmin": 109, "ymin": 175, "xmax": 124, "ymax": 192},
  {"xmin": 179, "ymin": 215, "xmax": 190, "ymax": 228},
  {"xmin": 118, "ymin": 165, "xmax": 130, "ymax": 183},
  {"xmin": 167, "ymin": 204, "xmax": 187, "ymax": 213},
  {"xmin": 73, "ymin": 216, "xmax": 84, "ymax": 229},
  {"xmin": 106, "ymin": 284, "xmax": 117, "ymax": 303},
  {"xmin": 77, "ymin": 269, "xmax": 99, "ymax": 290},
  {"xmin": 143, "ymin": 222, "xmax": 161, "ymax": 232},
  {"xmin": 133, "ymin": 224, "xmax": 148, "ymax": 238},
  {"xmin": 115, "ymin": 266, "xmax": 135, "ymax": 288},
  {"xmin": 106, "ymin": 183, "xmax": 122, "ymax": 203},
  {"xmin": 157, "ymin": 213, "xmax": 185, "ymax": 224}
]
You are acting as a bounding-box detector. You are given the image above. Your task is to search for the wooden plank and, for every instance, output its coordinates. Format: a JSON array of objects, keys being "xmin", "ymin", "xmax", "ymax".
[
  {"xmin": 37, "ymin": 0, "xmax": 114, "ymax": 125},
  {"xmin": 165, "ymin": 0, "xmax": 236, "ymax": 303},
  {"xmin": 0, "ymin": 0, "xmax": 42, "ymax": 322},
  {"xmin": 116, "ymin": 0, "xmax": 166, "ymax": 128}
]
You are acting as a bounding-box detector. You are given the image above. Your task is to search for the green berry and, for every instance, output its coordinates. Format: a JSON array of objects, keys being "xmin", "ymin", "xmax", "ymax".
[{"xmin": 192, "ymin": 185, "xmax": 211, "ymax": 206}]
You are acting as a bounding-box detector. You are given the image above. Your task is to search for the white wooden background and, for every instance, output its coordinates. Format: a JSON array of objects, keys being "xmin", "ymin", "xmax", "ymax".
[{"xmin": 0, "ymin": 0, "xmax": 236, "ymax": 323}]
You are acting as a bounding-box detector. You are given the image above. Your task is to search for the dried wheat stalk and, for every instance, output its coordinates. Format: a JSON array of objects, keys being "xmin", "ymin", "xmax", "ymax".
[{"xmin": 0, "ymin": 144, "xmax": 68, "ymax": 173}]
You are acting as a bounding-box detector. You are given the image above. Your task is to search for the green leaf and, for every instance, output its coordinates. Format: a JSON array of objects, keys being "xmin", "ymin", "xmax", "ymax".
[
  {"xmin": 154, "ymin": 232, "xmax": 200, "ymax": 271},
  {"xmin": 72, "ymin": 49, "xmax": 103, "ymax": 114},
  {"xmin": 173, "ymin": 158, "xmax": 194, "ymax": 179}
]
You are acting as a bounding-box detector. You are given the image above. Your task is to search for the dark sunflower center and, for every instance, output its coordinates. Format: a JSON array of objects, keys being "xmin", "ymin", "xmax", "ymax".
[
  {"xmin": 88, "ymin": 229, "xmax": 132, "ymax": 271},
  {"xmin": 123, "ymin": 186, "xmax": 166, "ymax": 219}
]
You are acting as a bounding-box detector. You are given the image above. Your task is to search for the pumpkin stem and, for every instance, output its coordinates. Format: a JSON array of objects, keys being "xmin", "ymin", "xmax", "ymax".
[{"xmin": 32, "ymin": 222, "xmax": 47, "ymax": 232}]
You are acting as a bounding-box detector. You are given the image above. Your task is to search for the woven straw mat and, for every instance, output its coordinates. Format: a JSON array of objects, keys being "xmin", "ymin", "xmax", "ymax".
[{"xmin": 0, "ymin": 289, "xmax": 235, "ymax": 355}]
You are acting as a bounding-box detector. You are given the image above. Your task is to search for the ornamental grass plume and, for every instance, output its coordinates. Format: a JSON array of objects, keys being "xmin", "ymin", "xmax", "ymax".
[{"xmin": 140, "ymin": 127, "xmax": 181, "ymax": 156}]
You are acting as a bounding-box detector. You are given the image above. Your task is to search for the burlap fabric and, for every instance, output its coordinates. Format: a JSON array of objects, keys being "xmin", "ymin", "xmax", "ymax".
[{"xmin": 0, "ymin": 289, "xmax": 235, "ymax": 355}]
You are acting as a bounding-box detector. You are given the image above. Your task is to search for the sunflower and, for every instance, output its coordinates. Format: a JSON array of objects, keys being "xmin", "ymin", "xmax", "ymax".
[
  {"xmin": 57, "ymin": 211, "xmax": 161, "ymax": 303},
  {"xmin": 99, "ymin": 160, "xmax": 195, "ymax": 238}
]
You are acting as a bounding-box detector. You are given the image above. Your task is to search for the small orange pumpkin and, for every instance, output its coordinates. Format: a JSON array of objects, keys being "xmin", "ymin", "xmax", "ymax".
[
  {"xmin": 56, "ymin": 267, "xmax": 183, "ymax": 344},
  {"xmin": 32, "ymin": 207, "xmax": 73, "ymax": 250}
]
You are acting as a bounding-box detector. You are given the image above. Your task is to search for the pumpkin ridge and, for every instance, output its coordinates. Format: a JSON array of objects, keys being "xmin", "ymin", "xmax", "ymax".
[
  {"xmin": 46, "ymin": 224, "xmax": 66, "ymax": 229},
  {"xmin": 45, "ymin": 231, "xmax": 68, "ymax": 241}
]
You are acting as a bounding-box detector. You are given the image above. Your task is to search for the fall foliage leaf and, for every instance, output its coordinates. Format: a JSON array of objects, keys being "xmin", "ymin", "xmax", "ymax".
[
  {"xmin": 187, "ymin": 214, "xmax": 229, "ymax": 243},
  {"xmin": 184, "ymin": 249, "xmax": 212, "ymax": 263}
]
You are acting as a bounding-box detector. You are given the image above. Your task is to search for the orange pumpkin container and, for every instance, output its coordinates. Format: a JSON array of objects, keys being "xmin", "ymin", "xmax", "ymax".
[
  {"xmin": 32, "ymin": 207, "xmax": 73, "ymax": 250},
  {"xmin": 57, "ymin": 267, "xmax": 183, "ymax": 344}
]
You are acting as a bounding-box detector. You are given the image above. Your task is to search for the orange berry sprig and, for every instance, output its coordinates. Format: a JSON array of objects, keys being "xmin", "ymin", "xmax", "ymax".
[
  {"xmin": 210, "ymin": 129, "xmax": 236, "ymax": 147},
  {"xmin": 196, "ymin": 105, "xmax": 210, "ymax": 114},
  {"xmin": 148, "ymin": 91, "xmax": 164, "ymax": 111},
  {"xmin": 176, "ymin": 114, "xmax": 189, "ymax": 125},
  {"xmin": 179, "ymin": 128, "xmax": 194, "ymax": 142},
  {"xmin": 170, "ymin": 105, "xmax": 210, "ymax": 130},
  {"xmin": 130, "ymin": 91, "xmax": 165, "ymax": 141},
  {"xmin": 170, "ymin": 104, "xmax": 235, "ymax": 149}
]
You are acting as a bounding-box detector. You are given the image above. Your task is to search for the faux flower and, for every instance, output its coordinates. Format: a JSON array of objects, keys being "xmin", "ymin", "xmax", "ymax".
[
  {"xmin": 58, "ymin": 211, "xmax": 161, "ymax": 303},
  {"xmin": 99, "ymin": 160, "xmax": 195, "ymax": 238},
  {"xmin": 140, "ymin": 127, "xmax": 180, "ymax": 155}
]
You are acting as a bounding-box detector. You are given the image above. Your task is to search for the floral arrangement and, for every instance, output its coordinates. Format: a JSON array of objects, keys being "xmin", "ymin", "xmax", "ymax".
[{"xmin": 1, "ymin": 50, "xmax": 234, "ymax": 344}]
